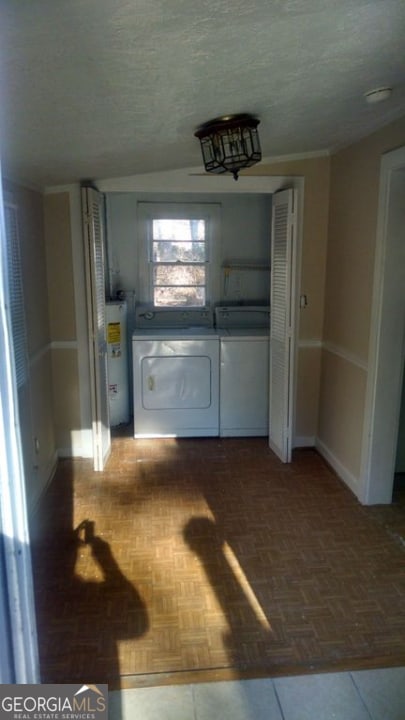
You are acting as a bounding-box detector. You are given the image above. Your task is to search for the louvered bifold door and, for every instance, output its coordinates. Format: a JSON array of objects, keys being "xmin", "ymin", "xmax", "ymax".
[
  {"xmin": 82, "ymin": 187, "xmax": 111, "ymax": 471},
  {"xmin": 269, "ymin": 188, "xmax": 297, "ymax": 462},
  {"xmin": 4, "ymin": 202, "xmax": 34, "ymax": 481}
]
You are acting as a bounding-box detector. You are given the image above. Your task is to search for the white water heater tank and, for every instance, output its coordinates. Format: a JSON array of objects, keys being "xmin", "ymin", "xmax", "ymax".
[{"xmin": 106, "ymin": 301, "xmax": 129, "ymax": 426}]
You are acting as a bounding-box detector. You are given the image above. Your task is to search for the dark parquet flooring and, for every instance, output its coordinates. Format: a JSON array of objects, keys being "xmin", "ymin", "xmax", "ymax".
[{"xmin": 30, "ymin": 434, "xmax": 405, "ymax": 689}]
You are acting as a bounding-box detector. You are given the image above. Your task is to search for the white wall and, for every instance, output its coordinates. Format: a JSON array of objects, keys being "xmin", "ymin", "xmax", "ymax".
[{"xmin": 106, "ymin": 192, "xmax": 272, "ymax": 306}]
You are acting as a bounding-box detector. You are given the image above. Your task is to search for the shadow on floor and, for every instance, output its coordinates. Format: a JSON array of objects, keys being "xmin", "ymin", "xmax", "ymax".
[
  {"xmin": 30, "ymin": 460, "xmax": 148, "ymax": 712},
  {"xmin": 184, "ymin": 516, "xmax": 273, "ymax": 669}
]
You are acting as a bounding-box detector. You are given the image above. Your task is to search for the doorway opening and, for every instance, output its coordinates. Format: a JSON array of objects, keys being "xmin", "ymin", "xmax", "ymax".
[{"xmin": 92, "ymin": 172, "xmax": 304, "ymax": 467}]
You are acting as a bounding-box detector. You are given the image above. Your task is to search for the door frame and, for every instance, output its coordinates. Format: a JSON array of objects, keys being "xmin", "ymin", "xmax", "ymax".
[
  {"xmin": 360, "ymin": 145, "xmax": 405, "ymax": 504},
  {"xmin": 99, "ymin": 172, "xmax": 304, "ymax": 457}
]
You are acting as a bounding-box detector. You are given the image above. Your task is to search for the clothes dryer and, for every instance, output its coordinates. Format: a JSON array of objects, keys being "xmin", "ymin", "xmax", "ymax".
[{"xmin": 132, "ymin": 308, "xmax": 219, "ymax": 437}]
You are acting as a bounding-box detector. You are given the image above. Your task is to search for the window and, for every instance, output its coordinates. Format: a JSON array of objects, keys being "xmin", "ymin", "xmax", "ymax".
[
  {"xmin": 138, "ymin": 203, "xmax": 220, "ymax": 307},
  {"xmin": 152, "ymin": 218, "xmax": 207, "ymax": 306}
]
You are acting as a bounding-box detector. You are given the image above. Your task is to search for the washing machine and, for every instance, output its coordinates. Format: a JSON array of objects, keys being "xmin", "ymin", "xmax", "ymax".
[
  {"xmin": 215, "ymin": 306, "xmax": 270, "ymax": 437},
  {"xmin": 132, "ymin": 307, "xmax": 219, "ymax": 437}
]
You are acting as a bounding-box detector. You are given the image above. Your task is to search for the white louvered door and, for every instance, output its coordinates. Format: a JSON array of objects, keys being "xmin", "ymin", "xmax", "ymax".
[
  {"xmin": 269, "ymin": 188, "xmax": 297, "ymax": 462},
  {"xmin": 82, "ymin": 187, "xmax": 111, "ymax": 471},
  {"xmin": 4, "ymin": 201, "xmax": 34, "ymax": 482}
]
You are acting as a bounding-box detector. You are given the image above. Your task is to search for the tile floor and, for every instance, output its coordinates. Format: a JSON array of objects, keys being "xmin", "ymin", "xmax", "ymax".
[{"xmin": 109, "ymin": 666, "xmax": 405, "ymax": 720}]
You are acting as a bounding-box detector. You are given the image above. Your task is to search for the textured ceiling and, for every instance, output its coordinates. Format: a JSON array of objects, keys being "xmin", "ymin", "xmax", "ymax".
[{"xmin": 1, "ymin": 0, "xmax": 405, "ymax": 188}]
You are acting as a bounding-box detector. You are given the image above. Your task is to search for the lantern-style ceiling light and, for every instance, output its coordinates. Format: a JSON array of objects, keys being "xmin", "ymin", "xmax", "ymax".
[{"xmin": 194, "ymin": 113, "xmax": 261, "ymax": 181}]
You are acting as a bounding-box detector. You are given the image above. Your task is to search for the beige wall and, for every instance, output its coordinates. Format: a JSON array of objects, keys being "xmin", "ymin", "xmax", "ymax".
[
  {"xmin": 319, "ymin": 114, "xmax": 405, "ymax": 489},
  {"xmin": 44, "ymin": 193, "xmax": 77, "ymax": 340},
  {"xmin": 3, "ymin": 179, "xmax": 56, "ymax": 510},
  {"xmin": 318, "ymin": 351, "xmax": 367, "ymax": 481},
  {"xmin": 295, "ymin": 346, "xmax": 322, "ymax": 441},
  {"xmin": 324, "ymin": 115, "xmax": 405, "ymax": 361},
  {"xmin": 3, "ymin": 184, "xmax": 87, "ymax": 502},
  {"xmin": 51, "ymin": 349, "xmax": 82, "ymax": 452},
  {"xmin": 44, "ymin": 191, "xmax": 82, "ymax": 453},
  {"xmin": 8, "ymin": 115, "xmax": 405, "ymax": 504},
  {"xmin": 250, "ymin": 156, "xmax": 331, "ymax": 441}
]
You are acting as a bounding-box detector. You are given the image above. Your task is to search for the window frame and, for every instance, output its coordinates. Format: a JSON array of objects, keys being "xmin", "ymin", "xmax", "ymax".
[{"xmin": 137, "ymin": 202, "xmax": 221, "ymax": 308}]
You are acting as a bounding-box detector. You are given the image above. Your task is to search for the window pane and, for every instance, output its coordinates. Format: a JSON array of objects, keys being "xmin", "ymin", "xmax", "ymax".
[
  {"xmin": 154, "ymin": 286, "xmax": 206, "ymax": 306},
  {"xmin": 148, "ymin": 213, "xmax": 210, "ymax": 307},
  {"xmin": 153, "ymin": 265, "xmax": 205, "ymax": 286},
  {"xmin": 153, "ymin": 241, "xmax": 206, "ymax": 263},
  {"xmin": 153, "ymin": 218, "xmax": 205, "ymax": 241}
]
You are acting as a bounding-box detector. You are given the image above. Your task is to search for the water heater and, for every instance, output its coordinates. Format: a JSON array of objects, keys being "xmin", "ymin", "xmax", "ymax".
[{"xmin": 106, "ymin": 301, "xmax": 129, "ymax": 426}]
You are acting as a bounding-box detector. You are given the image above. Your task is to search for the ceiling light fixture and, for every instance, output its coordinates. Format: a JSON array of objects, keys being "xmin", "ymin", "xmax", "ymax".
[
  {"xmin": 364, "ymin": 87, "xmax": 392, "ymax": 104},
  {"xmin": 194, "ymin": 113, "xmax": 261, "ymax": 181}
]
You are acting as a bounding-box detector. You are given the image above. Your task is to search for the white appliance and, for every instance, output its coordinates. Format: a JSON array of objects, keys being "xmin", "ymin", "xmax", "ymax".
[
  {"xmin": 132, "ymin": 307, "xmax": 219, "ymax": 437},
  {"xmin": 215, "ymin": 306, "xmax": 270, "ymax": 437},
  {"xmin": 106, "ymin": 301, "xmax": 129, "ymax": 426}
]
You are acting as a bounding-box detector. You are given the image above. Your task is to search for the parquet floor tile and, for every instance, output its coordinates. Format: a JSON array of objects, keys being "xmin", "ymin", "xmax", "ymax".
[{"xmin": 30, "ymin": 435, "xmax": 405, "ymax": 688}]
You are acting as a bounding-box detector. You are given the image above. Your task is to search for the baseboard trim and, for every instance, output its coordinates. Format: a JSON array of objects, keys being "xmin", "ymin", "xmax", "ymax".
[
  {"xmin": 28, "ymin": 450, "xmax": 58, "ymax": 518},
  {"xmin": 220, "ymin": 428, "xmax": 268, "ymax": 437},
  {"xmin": 57, "ymin": 429, "xmax": 93, "ymax": 459},
  {"xmin": 315, "ymin": 437, "xmax": 359, "ymax": 497},
  {"xmin": 293, "ymin": 436, "xmax": 315, "ymax": 448},
  {"xmin": 57, "ymin": 448, "xmax": 75, "ymax": 458},
  {"xmin": 57, "ymin": 447, "xmax": 92, "ymax": 459}
]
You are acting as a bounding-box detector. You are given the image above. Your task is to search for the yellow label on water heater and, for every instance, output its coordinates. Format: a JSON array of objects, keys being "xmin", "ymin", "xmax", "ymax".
[{"xmin": 107, "ymin": 322, "xmax": 121, "ymax": 343}]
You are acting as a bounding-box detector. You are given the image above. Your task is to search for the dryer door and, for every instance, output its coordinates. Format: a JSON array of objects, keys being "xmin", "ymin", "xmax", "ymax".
[
  {"xmin": 142, "ymin": 355, "xmax": 211, "ymax": 409},
  {"xmin": 133, "ymin": 338, "xmax": 219, "ymax": 437}
]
